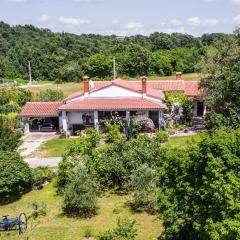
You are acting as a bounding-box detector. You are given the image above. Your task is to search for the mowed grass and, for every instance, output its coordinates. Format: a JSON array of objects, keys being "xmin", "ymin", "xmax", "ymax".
[
  {"xmin": 167, "ymin": 134, "xmax": 201, "ymax": 148},
  {"xmin": 28, "ymin": 82, "xmax": 83, "ymax": 97},
  {"xmin": 0, "ymin": 180, "xmax": 163, "ymax": 240},
  {"xmin": 31, "ymin": 138, "xmax": 77, "ymax": 158}
]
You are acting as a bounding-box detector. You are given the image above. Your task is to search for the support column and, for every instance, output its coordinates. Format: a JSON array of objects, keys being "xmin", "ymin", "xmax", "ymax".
[
  {"xmin": 94, "ymin": 111, "xmax": 99, "ymax": 131},
  {"xmin": 158, "ymin": 110, "xmax": 163, "ymax": 130},
  {"xmin": 62, "ymin": 111, "xmax": 68, "ymax": 132},
  {"xmin": 203, "ymin": 102, "xmax": 207, "ymax": 116},
  {"xmin": 126, "ymin": 111, "xmax": 130, "ymax": 121},
  {"xmin": 23, "ymin": 118, "xmax": 30, "ymax": 135}
]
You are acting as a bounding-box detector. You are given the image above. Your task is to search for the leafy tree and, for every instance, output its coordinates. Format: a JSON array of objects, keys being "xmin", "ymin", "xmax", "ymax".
[
  {"xmin": 0, "ymin": 115, "xmax": 22, "ymax": 151},
  {"xmin": 128, "ymin": 164, "xmax": 158, "ymax": 211},
  {"xmin": 35, "ymin": 88, "xmax": 64, "ymax": 101},
  {"xmin": 58, "ymin": 61, "xmax": 83, "ymax": 82},
  {"xmin": 83, "ymin": 54, "xmax": 113, "ymax": 78},
  {"xmin": 0, "ymin": 151, "xmax": 32, "ymax": 202},
  {"xmin": 57, "ymin": 128, "xmax": 100, "ymax": 192},
  {"xmin": 97, "ymin": 218, "xmax": 137, "ymax": 240},
  {"xmin": 158, "ymin": 129, "xmax": 240, "ymax": 240},
  {"xmin": 62, "ymin": 166, "xmax": 99, "ymax": 217},
  {"xmin": 198, "ymin": 35, "xmax": 240, "ymax": 129},
  {"xmin": 105, "ymin": 123, "xmax": 122, "ymax": 143}
]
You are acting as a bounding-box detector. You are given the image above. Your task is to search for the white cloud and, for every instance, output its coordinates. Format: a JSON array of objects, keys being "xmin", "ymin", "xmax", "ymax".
[
  {"xmin": 39, "ymin": 14, "xmax": 50, "ymax": 23},
  {"xmin": 58, "ymin": 16, "xmax": 90, "ymax": 25},
  {"xmin": 204, "ymin": 18, "xmax": 219, "ymax": 26},
  {"xmin": 169, "ymin": 19, "xmax": 182, "ymax": 27},
  {"xmin": 233, "ymin": 14, "xmax": 240, "ymax": 23},
  {"xmin": 123, "ymin": 22, "xmax": 144, "ymax": 30},
  {"xmin": 6, "ymin": 0, "xmax": 27, "ymax": 2},
  {"xmin": 112, "ymin": 19, "xmax": 119, "ymax": 24},
  {"xmin": 187, "ymin": 17, "xmax": 218, "ymax": 28},
  {"xmin": 187, "ymin": 17, "xmax": 202, "ymax": 27},
  {"xmin": 231, "ymin": 0, "xmax": 240, "ymax": 4}
]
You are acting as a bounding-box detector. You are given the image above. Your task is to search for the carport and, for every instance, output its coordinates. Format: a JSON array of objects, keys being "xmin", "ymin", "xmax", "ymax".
[{"xmin": 19, "ymin": 102, "xmax": 62, "ymax": 134}]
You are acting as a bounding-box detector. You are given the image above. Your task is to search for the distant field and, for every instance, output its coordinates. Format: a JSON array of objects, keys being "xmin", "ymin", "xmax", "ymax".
[
  {"xmin": 0, "ymin": 180, "xmax": 163, "ymax": 240},
  {"xmin": 28, "ymin": 82, "xmax": 83, "ymax": 97}
]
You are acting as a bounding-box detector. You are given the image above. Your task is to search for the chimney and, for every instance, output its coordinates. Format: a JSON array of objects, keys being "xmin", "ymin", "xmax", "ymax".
[
  {"xmin": 141, "ymin": 76, "xmax": 147, "ymax": 95},
  {"xmin": 176, "ymin": 72, "xmax": 182, "ymax": 80},
  {"xmin": 83, "ymin": 75, "xmax": 89, "ymax": 97}
]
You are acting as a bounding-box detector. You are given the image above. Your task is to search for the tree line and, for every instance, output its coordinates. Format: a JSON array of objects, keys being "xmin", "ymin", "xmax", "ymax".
[{"xmin": 0, "ymin": 21, "xmax": 232, "ymax": 81}]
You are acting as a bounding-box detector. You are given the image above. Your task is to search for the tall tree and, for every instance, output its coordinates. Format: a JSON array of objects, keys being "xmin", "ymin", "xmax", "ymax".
[{"xmin": 198, "ymin": 35, "xmax": 240, "ymax": 129}]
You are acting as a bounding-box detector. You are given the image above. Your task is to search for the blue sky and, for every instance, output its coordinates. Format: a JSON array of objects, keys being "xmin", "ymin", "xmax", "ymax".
[{"xmin": 0, "ymin": 0, "xmax": 240, "ymax": 36}]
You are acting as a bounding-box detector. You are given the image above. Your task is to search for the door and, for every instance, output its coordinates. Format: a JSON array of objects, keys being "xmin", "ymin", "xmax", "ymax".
[{"xmin": 197, "ymin": 102, "xmax": 204, "ymax": 116}]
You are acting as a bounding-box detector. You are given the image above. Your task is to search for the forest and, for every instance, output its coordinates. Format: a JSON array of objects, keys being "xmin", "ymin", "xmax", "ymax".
[{"xmin": 0, "ymin": 21, "xmax": 232, "ymax": 81}]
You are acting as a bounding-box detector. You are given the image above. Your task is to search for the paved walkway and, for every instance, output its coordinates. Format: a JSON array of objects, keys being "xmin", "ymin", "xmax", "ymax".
[
  {"xmin": 25, "ymin": 157, "xmax": 63, "ymax": 168},
  {"xmin": 18, "ymin": 132, "xmax": 59, "ymax": 157}
]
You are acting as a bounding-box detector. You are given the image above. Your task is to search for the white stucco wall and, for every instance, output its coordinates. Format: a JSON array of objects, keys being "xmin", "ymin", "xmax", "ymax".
[{"xmin": 89, "ymin": 85, "xmax": 141, "ymax": 98}]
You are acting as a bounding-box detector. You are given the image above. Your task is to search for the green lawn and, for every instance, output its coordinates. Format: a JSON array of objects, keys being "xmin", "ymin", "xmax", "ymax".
[
  {"xmin": 0, "ymin": 180, "xmax": 163, "ymax": 240},
  {"xmin": 167, "ymin": 134, "xmax": 201, "ymax": 148},
  {"xmin": 28, "ymin": 82, "xmax": 83, "ymax": 97},
  {"xmin": 31, "ymin": 138, "xmax": 77, "ymax": 158}
]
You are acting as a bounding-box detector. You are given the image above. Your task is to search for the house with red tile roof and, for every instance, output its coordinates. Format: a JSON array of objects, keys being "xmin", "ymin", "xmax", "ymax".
[{"xmin": 19, "ymin": 73, "xmax": 204, "ymax": 135}]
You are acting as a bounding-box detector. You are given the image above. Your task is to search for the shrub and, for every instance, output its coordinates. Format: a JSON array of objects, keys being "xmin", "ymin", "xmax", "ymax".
[
  {"xmin": 87, "ymin": 135, "xmax": 163, "ymax": 190},
  {"xmin": 158, "ymin": 129, "xmax": 240, "ymax": 240},
  {"xmin": 0, "ymin": 151, "xmax": 32, "ymax": 202},
  {"xmin": 155, "ymin": 131, "xmax": 169, "ymax": 143},
  {"xmin": 105, "ymin": 123, "xmax": 122, "ymax": 143},
  {"xmin": 0, "ymin": 115, "xmax": 22, "ymax": 151},
  {"xmin": 35, "ymin": 89, "xmax": 64, "ymax": 101},
  {"xmin": 62, "ymin": 166, "xmax": 99, "ymax": 217},
  {"xmin": 97, "ymin": 218, "xmax": 137, "ymax": 240},
  {"xmin": 32, "ymin": 167, "xmax": 55, "ymax": 186},
  {"xmin": 128, "ymin": 164, "xmax": 158, "ymax": 211},
  {"xmin": 83, "ymin": 226, "xmax": 94, "ymax": 238},
  {"xmin": 28, "ymin": 200, "xmax": 47, "ymax": 219}
]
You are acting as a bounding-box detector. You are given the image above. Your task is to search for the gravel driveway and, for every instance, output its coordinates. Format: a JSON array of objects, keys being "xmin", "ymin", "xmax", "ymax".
[
  {"xmin": 18, "ymin": 132, "xmax": 59, "ymax": 157},
  {"xmin": 25, "ymin": 157, "xmax": 63, "ymax": 168}
]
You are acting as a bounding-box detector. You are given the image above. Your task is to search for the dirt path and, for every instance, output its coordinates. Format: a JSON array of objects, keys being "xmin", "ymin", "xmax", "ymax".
[{"xmin": 18, "ymin": 132, "xmax": 59, "ymax": 157}]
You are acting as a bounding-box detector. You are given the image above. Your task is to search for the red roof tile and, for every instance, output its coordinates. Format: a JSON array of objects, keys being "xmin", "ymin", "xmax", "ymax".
[
  {"xmin": 20, "ymin": 102, "xmax": 62, "ymax": 117},
  {"xmin": 59, "ymin": 98, "xmax": 167, "ymax": 111},
  {"xmin": 184, "ymin": 81, "xmax": 202, "ymax": 97},
  {"xmin": 147, "ymin": 80, "xmax": 185, "ymax": 91},
  {"xmin": 65, "ymin": 79, "xmax": 165, "ymax": 102},
  {"xmin": 64, "ymin": 79, "xmax": 202, "ymax": 103}
]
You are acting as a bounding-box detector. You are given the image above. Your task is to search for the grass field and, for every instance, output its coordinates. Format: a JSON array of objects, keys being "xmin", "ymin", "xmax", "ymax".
[
  {"xmin": 0, "ymin": 181, "xmax": 163, "ymax": 240},
  {"xmin": 28, "ymin": 82, "xmax": 83, "ymax": 97},
  {"xmin": 31, "ymin": 138, "xmax": 77, "ymax": 158},
  {"xmin": 167, "ymin": 134, "xmax": 201, "ymax": 148}
]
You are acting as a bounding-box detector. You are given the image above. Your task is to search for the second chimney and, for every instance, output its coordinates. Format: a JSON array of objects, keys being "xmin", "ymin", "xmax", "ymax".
[
  {"xmin": 176, "ymin": 72, "xmax": 182, "ymax": 80},
  {"xmin": 83, "ymin": 75, "xmax": 89, "ymax": 96},
  {"xmin": 141, "ymin": 76, "xmax": 147, "ymax": 95}
]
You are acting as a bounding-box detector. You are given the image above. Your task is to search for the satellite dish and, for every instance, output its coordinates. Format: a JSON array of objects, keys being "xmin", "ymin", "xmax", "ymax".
[{"xmin": 89, "ymin": 80, "xmax": 95, "ymax": 89}]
